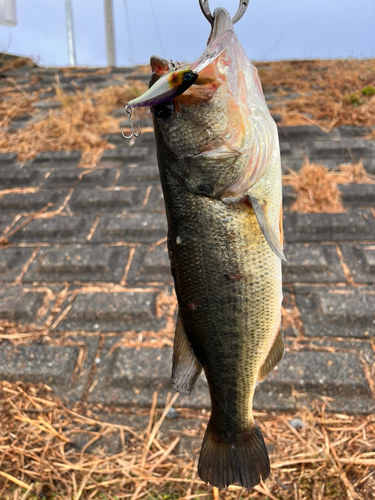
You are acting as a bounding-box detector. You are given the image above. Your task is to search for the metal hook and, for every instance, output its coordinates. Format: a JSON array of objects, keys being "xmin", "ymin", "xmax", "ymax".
[
  {"xmin": 232, "ymin": 0, "xmax": 250, "ymax": 24},
  {"xmin": 168, "ymin": 59, "xmax": 181, "ymax": 71},
  {"xmin": 199, "ymin": 0, "xmax": 214, "ymax": 25},
  {"xmin": 121, "ymin": 104, "xmax": 141, "ymax": 139},
  {"xmin": 198, "ymin": 0, "xmax": 250, "ymax": 25}
]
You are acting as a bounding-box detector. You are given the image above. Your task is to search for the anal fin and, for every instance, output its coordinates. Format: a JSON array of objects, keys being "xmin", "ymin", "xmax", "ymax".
[
  {"xmin": 172, "ymin": 311, "xmax": 202, "ymax": 395},
  {"xmin": 247, "ymin": 194, "xmax": 286, "ymax": 261},
  {"xmin": 258, "ymin": 329, "xmax": 285, "ymax": 381}
]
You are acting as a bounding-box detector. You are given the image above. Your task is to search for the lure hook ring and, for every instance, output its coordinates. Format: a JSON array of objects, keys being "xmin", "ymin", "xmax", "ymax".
[{"xmin": 199, "ymin": 0, "xmax": 249, "ymax": 25}]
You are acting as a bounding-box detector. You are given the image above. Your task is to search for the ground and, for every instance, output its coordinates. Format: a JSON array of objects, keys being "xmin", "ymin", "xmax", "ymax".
[{"xmin": 0, "ymin": 56, "xmax": 374, "ymax": 499}]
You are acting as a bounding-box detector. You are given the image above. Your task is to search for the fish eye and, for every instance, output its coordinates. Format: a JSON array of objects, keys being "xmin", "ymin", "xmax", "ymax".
[
  {"xmin": 153, "ymin": 100, "xmax": 175, "ymax": 120},
  {"xmin": 184, "ymin": 71, "xmax": 196, "ymax": 82}
]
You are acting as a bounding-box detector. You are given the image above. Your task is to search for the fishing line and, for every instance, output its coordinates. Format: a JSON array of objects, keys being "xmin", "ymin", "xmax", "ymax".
[
  {"xmin": 148, "ymin": 0, "xmax": 165, "ymax": 55},
  {"xmin": 122, "ymin": 0, "xmax": 135, "ymax": 63},
  {"xmin": 270, "ymin": 473, "xmax": 289, "ymax": 491}
]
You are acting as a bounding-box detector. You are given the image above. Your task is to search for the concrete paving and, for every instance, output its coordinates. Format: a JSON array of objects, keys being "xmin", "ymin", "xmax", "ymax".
[{"xmin": 0, "ymin": 64, "xmax": 374, "ymax": 417}]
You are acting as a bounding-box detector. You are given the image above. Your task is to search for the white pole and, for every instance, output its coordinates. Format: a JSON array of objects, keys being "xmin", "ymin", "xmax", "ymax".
[
  {"xmin": 0, "ymin": 0, "xmax": 18, "ymax": 27},
  {"xmin": 104, "ymin": 0, "xmax": 116, "ymax": 66},
  {"xmin": 65, "ymin": 0, "xmax": 77, "ymax": 66}
]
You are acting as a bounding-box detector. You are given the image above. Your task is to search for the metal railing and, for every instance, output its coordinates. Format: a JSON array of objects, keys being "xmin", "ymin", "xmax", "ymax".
[
  {"xmin": 64, "ymin": 0, "xmax": 77, "ymax": 66},
  {"xmin": 65, "ymin": 0, "xmax": 116, "ymax": 67}
]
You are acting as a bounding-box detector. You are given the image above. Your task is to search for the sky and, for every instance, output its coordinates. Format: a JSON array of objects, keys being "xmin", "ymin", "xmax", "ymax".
[{"xmin": 0, "ymin": 0, "xmax": 374, "ymax": 68}]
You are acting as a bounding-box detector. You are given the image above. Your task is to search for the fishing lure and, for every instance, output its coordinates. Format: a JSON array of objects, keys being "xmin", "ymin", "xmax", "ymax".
[{"xmin": 123, "ymin": 29, "xmax": 233, "ymax": 138}]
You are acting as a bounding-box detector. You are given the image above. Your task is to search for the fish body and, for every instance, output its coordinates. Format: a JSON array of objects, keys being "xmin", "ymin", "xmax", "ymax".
[{"xmin": 150, "ymin": 8, "xmax": 283, "ymax": 490}]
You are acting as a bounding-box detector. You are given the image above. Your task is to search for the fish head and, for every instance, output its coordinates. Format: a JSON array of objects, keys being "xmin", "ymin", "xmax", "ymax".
[{"xmin": 151, "ymin": 8, "xmax": 276, "ymax": 201}]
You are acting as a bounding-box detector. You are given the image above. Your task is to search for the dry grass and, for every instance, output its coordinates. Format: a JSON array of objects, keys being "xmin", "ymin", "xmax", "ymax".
[
  {"xmin": 0, "ymin": 80, "xmax": 148, "ymax": 168},
  {"xmin": 283, "ymin": 160, "xmax": 345, "ymax": 213},
  {"xmin": 60, "ymin": 68, "xmax": 112, "ymax": 78},
  {"xmin": 0, "ymin": 87, "xmax": 41, "ymax": 130},
  {"xmin": 0, "ymin": 59, "xmax": 374, "ymax": 169},
  {"xmin": 0, "ymin": 381, "xmax": 374, "ymax": 500},
  {"xmin": 281, "ymin": 306, "xmax": 303, "ymax": 338},
  {"xmin": 0, "ymin": 56, "xmax": 35, "ymax": 75},
  {"xmin": 336, "ymin": 160, "xmax": 375, "ymax": 184},
  {"xmin": 256, "ymin": 59, "xmax": 375, "ymax": 129},
  {"xmin": 282, "ymin": 159, "xmax": 375, "ymax": 213}
]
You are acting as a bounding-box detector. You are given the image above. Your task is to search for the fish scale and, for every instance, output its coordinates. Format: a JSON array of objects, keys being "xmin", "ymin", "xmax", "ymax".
[
  {"xmin": 129, "ymin": 6, "xmax": 284, "ymax": 490},
  {"xmin": 162, "ymin": 156, "xmax": 282, "ymax": 432}
]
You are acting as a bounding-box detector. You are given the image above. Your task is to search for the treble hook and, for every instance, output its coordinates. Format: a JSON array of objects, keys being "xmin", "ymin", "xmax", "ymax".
[
  {"xmin": 199, "ymin": 0, "xmax": 250, "ymax": 25},
  {"xmin": 121, "ymin": 104, "xmax": 141, "ymax": 139},
  {"xmin": 169, "ymin": 59, "xmax": 181, "ymax": 71}
]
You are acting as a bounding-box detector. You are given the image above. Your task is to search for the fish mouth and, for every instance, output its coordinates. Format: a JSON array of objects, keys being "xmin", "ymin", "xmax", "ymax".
[
  {"xmin": 127, "ymin": 10, "xmax": 234, "ymax": 111},
  {"xmin": 185, "ymin": 8, "xmax": 247, "ymax": 165},
  {"xmin": 193, "ymin": 7, "xmax": 275, "ymax": 202},
  {"xmin": 208, "ymin": 8, "xmax": 234, "ymax": 46}
]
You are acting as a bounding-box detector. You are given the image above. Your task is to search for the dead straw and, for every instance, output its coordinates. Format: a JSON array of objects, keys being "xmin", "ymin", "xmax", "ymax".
[
  {"xmin": 283, "ymin": 159, "xmax": 345, "ymax": 213},
  {"xmin": 0, "ymin": 59, "xmax": 374, "ymax": 174},
  {"xmin": 282, "ymin": 158, "xmax": 375, "ymax": 213},
  {"xmin": 257, "ymin": 59, "xmax": 375, "ymax": 129},
  {"xmin": 0, "ymin": 381, "xmax": 373, "ymax": 499},
  {"xmin": 0, "ymin": 79, "xmax": 148, "ymax": 168}
]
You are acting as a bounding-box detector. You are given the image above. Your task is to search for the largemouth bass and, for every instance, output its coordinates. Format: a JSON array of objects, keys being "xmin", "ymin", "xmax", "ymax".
[{"xmin": 128, "ymin": 7, "xmax": 284, "ymax": 490}]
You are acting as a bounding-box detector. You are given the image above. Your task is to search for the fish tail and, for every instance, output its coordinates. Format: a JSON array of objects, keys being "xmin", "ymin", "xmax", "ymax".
[{"xmin": 198, "ymin": 420, "xmax": 270, "ymax": 489}]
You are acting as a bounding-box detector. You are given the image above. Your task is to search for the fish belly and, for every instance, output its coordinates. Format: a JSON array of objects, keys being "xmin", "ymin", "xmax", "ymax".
[{"xmin": 168, "ymin": 180, "xmax": 281, "ymax": 423}]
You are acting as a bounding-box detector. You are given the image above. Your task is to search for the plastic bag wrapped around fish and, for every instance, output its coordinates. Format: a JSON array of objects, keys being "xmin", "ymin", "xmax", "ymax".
[{"xmin": 125, "ymin": 6, "xmax": 285, "ymax": 490}]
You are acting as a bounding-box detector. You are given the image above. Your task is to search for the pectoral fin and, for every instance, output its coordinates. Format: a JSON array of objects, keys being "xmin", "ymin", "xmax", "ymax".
[
  {"xmin": 258, "ymin": 329, "xmax": 285, "ymax": 381},
  {"xmin": 172, "ymin": 311, "xmax": 202, "ymax": 395},
  {"xmin": 246, "ymin": 194, "xmax": 286, "ymax": 261}
]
